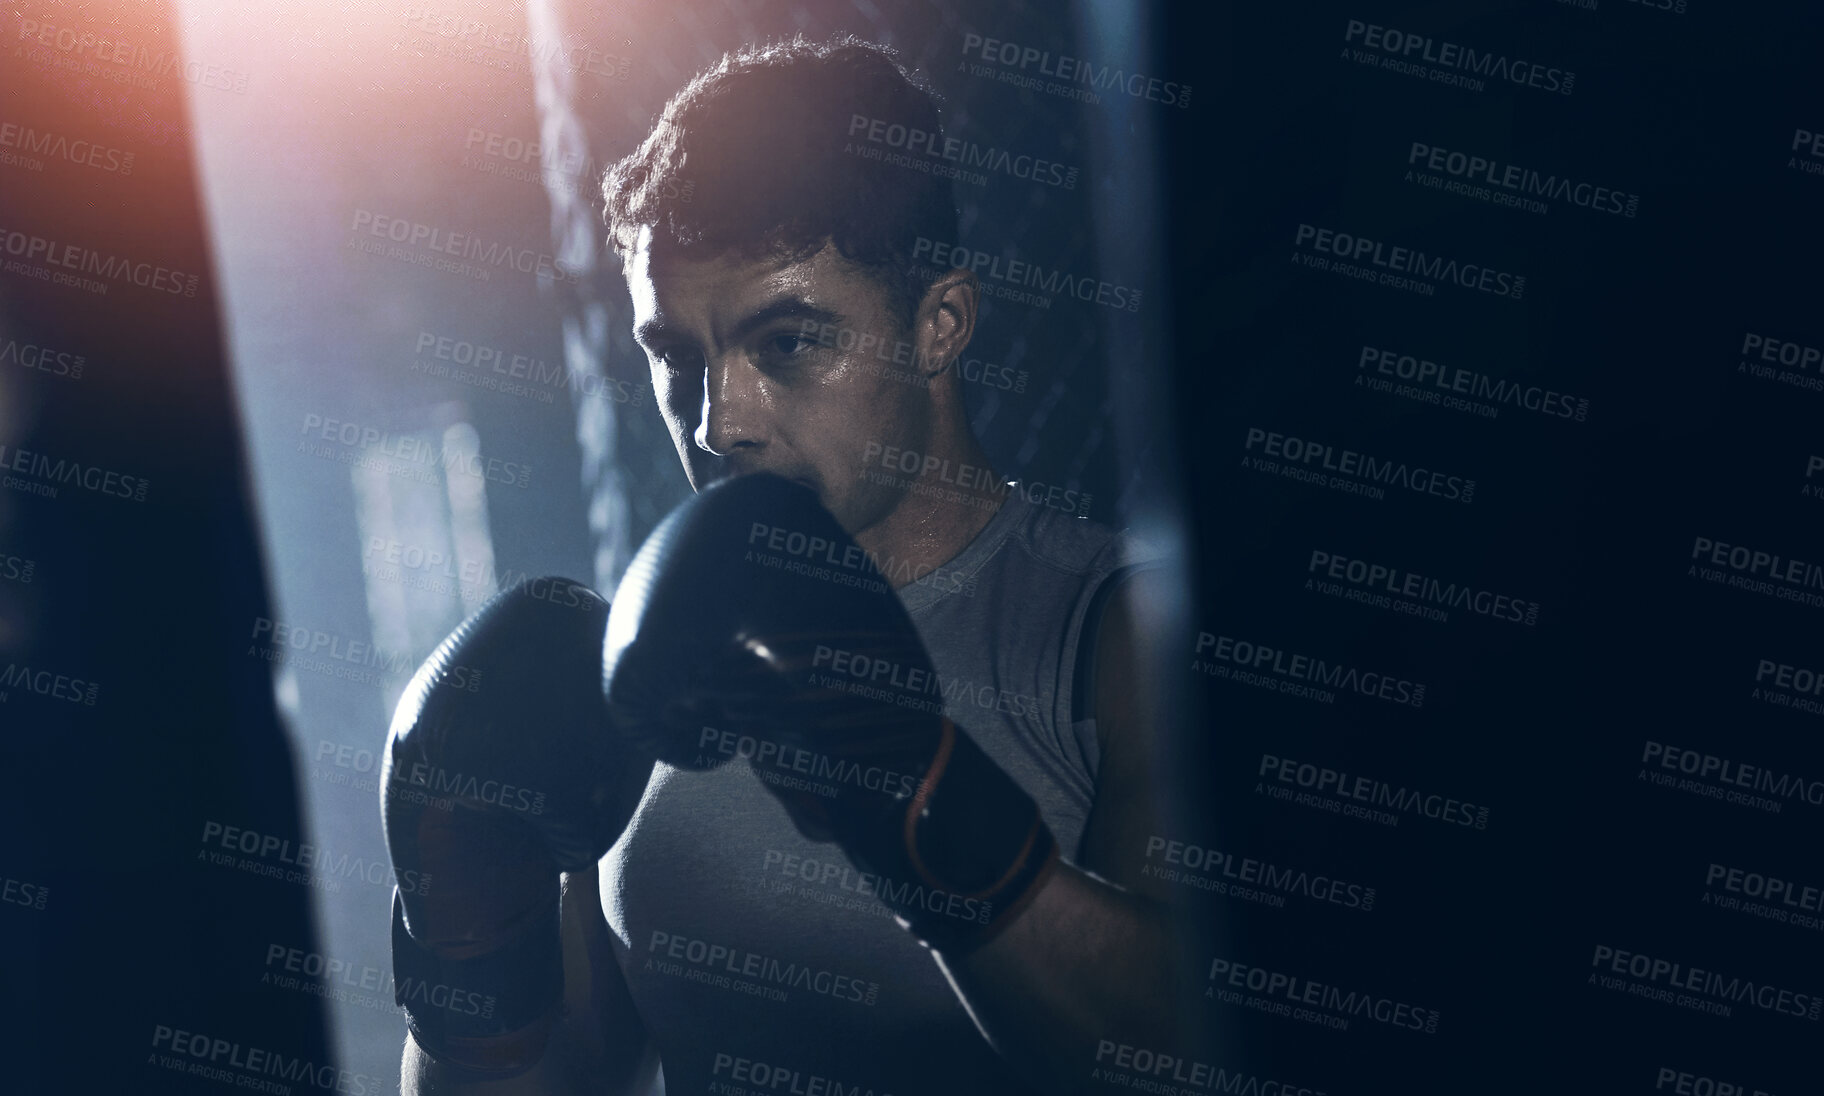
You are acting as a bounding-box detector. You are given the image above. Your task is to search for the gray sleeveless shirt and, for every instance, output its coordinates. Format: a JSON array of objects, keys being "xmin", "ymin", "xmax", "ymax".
[{"xmin": 600, "ymin": 491, "xmax": 1154, "ymax": 1096}]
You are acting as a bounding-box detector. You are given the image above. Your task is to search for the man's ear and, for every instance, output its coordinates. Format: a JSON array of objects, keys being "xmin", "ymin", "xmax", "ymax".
[{"xmin": 910, "ymin": 268, "xmax": 979, "ymax": 380}]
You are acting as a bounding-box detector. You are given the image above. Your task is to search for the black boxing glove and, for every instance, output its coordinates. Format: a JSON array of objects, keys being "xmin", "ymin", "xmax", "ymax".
[
  {"xmin": 602, "ymin": 474, "xmax": 1057, "ymax": 952},
  {"xmin": 382, "ymin": 577, "xmax": 650, "ymax": 1077}
]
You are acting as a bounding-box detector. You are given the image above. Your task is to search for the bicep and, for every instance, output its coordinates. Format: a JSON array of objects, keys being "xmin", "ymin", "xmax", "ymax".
[{"xmin": 1073, "ymin": 568, "xmax": 1176, "ymax": 903}]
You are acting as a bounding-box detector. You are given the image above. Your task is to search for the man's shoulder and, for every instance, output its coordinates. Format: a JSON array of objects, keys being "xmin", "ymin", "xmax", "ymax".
[{"xmin": 1000, "ymin": 493, "xmax": 1168, "ymax": 584}]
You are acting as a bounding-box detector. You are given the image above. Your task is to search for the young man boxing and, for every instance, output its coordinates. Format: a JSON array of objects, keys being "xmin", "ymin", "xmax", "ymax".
[{"xmin": 385, "ymin": 36, "xmax": 1183, "ymax": 1096}]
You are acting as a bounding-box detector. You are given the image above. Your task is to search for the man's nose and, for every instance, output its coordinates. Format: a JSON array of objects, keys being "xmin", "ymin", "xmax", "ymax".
[{"xmin": 694, "ymin": 352, "xmax": 764, "ymax": 455}]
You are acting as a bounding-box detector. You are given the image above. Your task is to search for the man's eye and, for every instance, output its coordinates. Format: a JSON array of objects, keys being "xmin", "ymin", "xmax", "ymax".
[
  {"xmin": 768, "ymin": 333, "xmax": 815, "ymax": 356},
  {"xmin": 655, "ymin": 347, "xmax": 701, "ymax": 371}
]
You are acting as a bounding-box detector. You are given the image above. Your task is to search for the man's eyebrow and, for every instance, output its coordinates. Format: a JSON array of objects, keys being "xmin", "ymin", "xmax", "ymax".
[
  {"xmin": 730, "ymin": 297, "xmax": 844, "ymax": 341},
  {"xmin": 633, "ymin": 297, "xmax": 845, "ymax": 351}
]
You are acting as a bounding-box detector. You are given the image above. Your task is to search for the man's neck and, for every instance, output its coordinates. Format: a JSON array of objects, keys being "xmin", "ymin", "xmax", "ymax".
[{"xmin": 854, "ymin": 437, "xmax": 1006, "ymax": 590}]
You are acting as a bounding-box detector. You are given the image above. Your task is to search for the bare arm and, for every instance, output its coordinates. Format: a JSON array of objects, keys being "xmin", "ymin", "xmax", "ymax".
[
  {"xmin": 403, "ymin": 866, "xmax": 657, "ymax": 1096},
  {"xmin": 934, "ymin": 568, "xmax": 1194, "ymax": 1092}
]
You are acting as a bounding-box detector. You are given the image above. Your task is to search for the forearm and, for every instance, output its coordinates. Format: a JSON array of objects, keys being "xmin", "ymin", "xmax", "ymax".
[{"xmin": 934, "ymin": 861, "xmax": 1182, "ymax": 1094}]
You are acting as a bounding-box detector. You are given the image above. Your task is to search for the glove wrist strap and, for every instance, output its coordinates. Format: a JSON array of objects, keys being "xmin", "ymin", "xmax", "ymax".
[
  {"xmin": 884, "ymin": 719, "xmax": 1061, "ymax": 953},
  {"xmin": 390, "ymin": 888, "xmax": 562, "ymax": 1077}
]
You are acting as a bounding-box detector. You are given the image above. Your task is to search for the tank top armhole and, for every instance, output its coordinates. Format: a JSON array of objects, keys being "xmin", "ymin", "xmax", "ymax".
[{"xmin": 1062, "ymin": 559, "xmax": 1159, "ymax": 790}]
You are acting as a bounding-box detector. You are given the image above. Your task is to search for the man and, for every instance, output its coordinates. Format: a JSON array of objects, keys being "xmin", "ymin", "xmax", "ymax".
[{"xmin": 393, "ymin": 36, "xmax": 1187, "ymax": 1095}]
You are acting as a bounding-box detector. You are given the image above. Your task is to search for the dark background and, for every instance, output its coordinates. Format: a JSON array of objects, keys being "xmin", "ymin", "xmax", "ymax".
[{"xmin": 2, "ymin": 0, "xmax": 1818, "ymax": 1093}]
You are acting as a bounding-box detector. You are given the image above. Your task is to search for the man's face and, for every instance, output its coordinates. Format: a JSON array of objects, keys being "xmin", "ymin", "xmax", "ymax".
[{"xmin": 625, "ymin": 228, "xmax": 936, "ymax": 537}]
